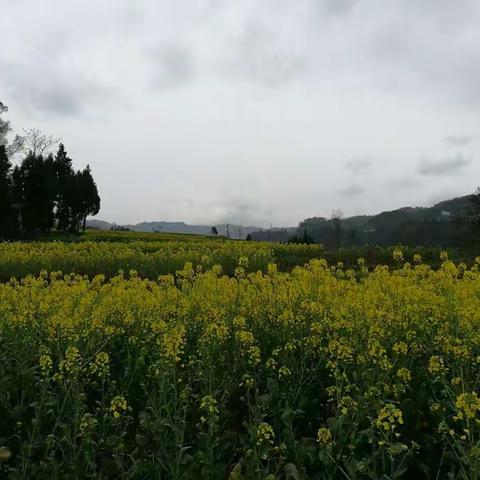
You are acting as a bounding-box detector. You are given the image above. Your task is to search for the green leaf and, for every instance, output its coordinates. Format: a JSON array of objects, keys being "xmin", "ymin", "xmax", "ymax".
[{"xmin": 285, "ymin": 463, "xmax": 301, "ymax": 480}]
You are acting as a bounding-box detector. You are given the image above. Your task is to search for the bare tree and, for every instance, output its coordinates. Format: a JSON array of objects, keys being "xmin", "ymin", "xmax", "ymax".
[
  {"xmin": 0, "ymin": 101, "xmax": 24, "ymax": 156},
  {"xmin": 331, "ymin": 209, "xmax": 344, "ymax": 253},
  {"xmin": 21, "ymin": 128, "xmax": 60, "ymax": 156}
]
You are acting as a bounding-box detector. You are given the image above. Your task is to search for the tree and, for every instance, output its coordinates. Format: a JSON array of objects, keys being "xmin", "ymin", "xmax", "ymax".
[
  {"xmin": 0, "ymin": 104, "xmax": 101, "ymax": 237},
  {"xmin": 331, "ymin": 209, "xmax": 344, "ymax": 252},
  {"xmin": 288, "ymin": 227, "xmax": 315, "ymax": 245},
  {"xmin": 69, "ymin": 165, "xmax": 100, "ymax": 232},
  {"xmin": 0, "ymin": 101, "xmax": 24, "ymax": 157},
  {"xmin": 0, "ymin": 102, "xmax": 10, "ymax": 146},
  {"xmin": 54, "ymin": 143, "xmax": 74, "ymax": 231},
  {"xmin": 211, "ymin": 226, "xmax": 218, "ymax": 235},
  {"xmin": 18, "ymin": 152, "xmax": 58, "ymax": 234},
  {"xmin": 466, "ymin": 187, "xmax": 480, "ymax": 234},
  {"xmin": 0, "ymin": 145, "xmax": 12, "ymax": 235},
  {"xmin": 21, "ymin": 128, "xmax": 60, "ymax": 156}
]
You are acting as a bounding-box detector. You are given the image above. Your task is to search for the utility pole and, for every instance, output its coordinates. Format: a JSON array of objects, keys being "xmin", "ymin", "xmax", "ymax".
[
  {"xmin": 331, "ymin": 209, "xmax": 344, "ymax": 254},
  {"xmin": 226, "ymin": 223, "xmax": 230, "ymax": 238}
]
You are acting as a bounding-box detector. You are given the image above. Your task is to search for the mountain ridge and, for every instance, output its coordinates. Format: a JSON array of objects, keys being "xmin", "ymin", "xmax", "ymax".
[{"xmin": 87, "ymin": 195, "xmax": 473, "ymax": 243}]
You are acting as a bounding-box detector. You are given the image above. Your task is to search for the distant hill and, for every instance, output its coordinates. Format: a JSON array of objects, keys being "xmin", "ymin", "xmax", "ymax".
[
  {"xmin": 87, "ymin": 195, "xmax": 474, "ymax": 246},
  {"xmin": 86, "ymin": 219, "xmax": 264, "ymax": 240},
  {"xmin": 251, "ymin": 195, "xmax": 474, "ymax": 247},
  {"xmin": 85, "ymin": 219, "xmax": 113, "ymax": 230}
]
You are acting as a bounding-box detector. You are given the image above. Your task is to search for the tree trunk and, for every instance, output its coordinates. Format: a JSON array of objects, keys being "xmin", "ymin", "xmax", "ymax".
[{"xmin": 82, "ymin": 215, "xmax": 86, "ymax": 232}]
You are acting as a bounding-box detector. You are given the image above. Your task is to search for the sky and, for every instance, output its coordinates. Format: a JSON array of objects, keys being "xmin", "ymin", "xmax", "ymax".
[{"xmin": 1, "ymin": 0, "xmax": 480, "ymax": 227}]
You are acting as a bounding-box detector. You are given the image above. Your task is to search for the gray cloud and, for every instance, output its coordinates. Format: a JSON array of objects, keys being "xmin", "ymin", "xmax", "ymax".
[
  {"xmin": 147, "ymin": 45, "xmax": 196, "ymax": 89},
  {"xmin": 1, "ymin": 60, "xmax": 112, "ymax": 117},
  {"xmin": 417, "ymin": 154, "xmax": 472, "ymax": 176},
  {"xmin": 221, "ymin": 20, "xmax": 305, "ymax": 86},
  {"xmin": 320, "ymin": 0, "xmax": 358, "ymax": 16},
  {"xmin": 211, "ymin": 199, "xmax": 275, "ymax": 226},
  {"xmin": 2, "ymin": 0, "xmax": 480, "ymax": 225},
  {"xmin": 389, "ymin": 176, "xmax": 421, "ymax": 190},
  {"xmin": 344, "ymin": 157, "xmax": 372, "ymax": 174},
  {"xmin": 337, "ymin": 184, "xmax": 364, "ymax": 197},
  {"xmin": 444, "ymin": 135, "xmax": 472, "ymax": 146}
]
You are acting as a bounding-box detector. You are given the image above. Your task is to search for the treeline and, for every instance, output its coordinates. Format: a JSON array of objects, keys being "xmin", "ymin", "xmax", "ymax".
[
  {"xmin": 0, "ymin": 143, "xmax": 100, "ymax": 238},
  {"xmin": 251, "ymin": 194, "xmax": 480, "ymax": 248},
  {"xmin": 0, "ymin": 101, "xmax": 100, "ymax": 238},
  {"xmin": 295, "ymin": 195, "xmax": 478, "ymax": 248}
]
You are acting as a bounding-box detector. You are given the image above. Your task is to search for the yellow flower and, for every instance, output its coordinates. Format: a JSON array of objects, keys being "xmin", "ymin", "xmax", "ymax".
[
  {"xmin": 90, "ymin": 351, "xmax": 110, "ymax": 378},
  {"xmin": 256, "ymin": 422, "xmax": 275, "ymax": 446},
  {"xmin": 110, "ymin": 395, "xmax": 128, "ymax": 419},
  {"xmin": 247, "ymin": 346, "xmax": 261, "ymax": 366},
  {"xmin": 278, "ymin": 366, "xmax": 292, "ymax": 379},
  {"xmin": 200, "ymin": 395, "xmax": 218, "ymax": 422},
  {"xmin": 456, "ymin": 392, "xmax": 480, "ymax": 420},
  {"xmin": 39, "ymin": 354, "xmax": 53, "ymax": 376},
  {"xmin": 79, "ymin": 413, "xmax": 97, "ymax": 434},
  {"xmin": 451, "ymin": 377, "xmax": 462, "ymax": 386},
  {"xmin": 392, "ymin": 342, "xmax": 408, "ymax": 356},
  {"xmin": 428, "ymin": 356, "xmax": 447, "ymax": 375},
  {"xmin": 317, "ymin": 427, "xmax": 333, "ymax": 446},
  {"xmin": 393, "ymin": 248, "xmax": 404, "ymax": 262},
  {"xmin": 375, "ymin": 404, "xmax": 404, "ymax": 432},
  {"xmin": 239, "ymin": 374, "xmax": 254, "ymax": 389},
  {"xmin": 396, "ymin": 367, "xmax": 411, "ymax": 383},
  {"xmin": 338, "ymin": 396, "xmax": 357, "ymax": 416}
]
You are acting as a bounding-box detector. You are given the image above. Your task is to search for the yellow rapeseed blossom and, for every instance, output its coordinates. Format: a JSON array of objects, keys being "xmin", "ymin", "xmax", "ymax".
[
  {"xmin": 3, "ymin": 238, "xmax": 480, "ymax": 476},
  {"xmin": 110, "ymin": 396, "xmax": 128, "ymax": 419},
  {"xmin": 455, "ymin": 393, "xmax": 480, "ymax": 420},
  {"xmin": 396, "ymin": 367, "xmax": 411, "ymax": 383},
  {"xmin": 317, "ymin": 427, "xmax": 333, "ymax": 446},
  {"xmin": 39, "ymin": 354, "xmax": 53, "ymax": 376},
  {"xmin": 90, "ymin": 352, "xmax": 110, "ymax": 378},
  {"xmin": 79, "ymin": 413, "xmax": 98, "ymax": 434},
  {"xmin": 375, "ymin": 404, "xmax": 404, "ymax": 432},
  {"xmin": 200, "ymin": 395, "xmax": 219, "ymax": 424},
  {"xmin": 428, "ymin": 356, "xmax": 447, "ymax": 375},
  {"xmin": 393, "ymin": 248, "xmax": 404, "ymax": 262},
  {"xmin": 256, "ymin": 422, "xmax": 275, "ymax": 446},
  {"xmin": 278, "ymin": 366, "xmax": 292, "ymax": 379}
]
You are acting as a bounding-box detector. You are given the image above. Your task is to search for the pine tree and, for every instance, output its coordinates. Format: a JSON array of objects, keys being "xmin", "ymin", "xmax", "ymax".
[
  {"xmin": 0, "ymin": 145, "xmax": 12, "ymax": 236},
  {"xmin": 79, "ymin": 165, "xmax": 100, "ymax": 232},
  {"xmin": 54, "ymin": 143, "xmax": 73, "ymax": 231},
  {"xmin": 20, "ymin": 152, "xmax": 57, "ymax": 234},
  {"xmin": 66, "ymin": 166, "xmax": 100, "ymax": 232}
]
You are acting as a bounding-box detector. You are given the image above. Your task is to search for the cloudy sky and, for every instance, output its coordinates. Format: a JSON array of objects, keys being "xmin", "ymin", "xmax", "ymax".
[{"xmin": 1, "ymin": 0, "xmax": 480, "ymax": 227}]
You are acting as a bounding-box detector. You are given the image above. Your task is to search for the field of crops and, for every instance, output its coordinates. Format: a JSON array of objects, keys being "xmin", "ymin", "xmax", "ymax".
[
  {"xmin": 0, "ymin": 238, "xmax": 325, "ymax": 281},
  {"xmin": 1, "ymin": 236, "xmax": 480, "ymax": 479}
]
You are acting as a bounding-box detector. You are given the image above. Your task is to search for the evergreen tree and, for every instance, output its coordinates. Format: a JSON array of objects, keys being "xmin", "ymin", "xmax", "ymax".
[
  {"xmin": 54, "ymin": 143, "xmax": 74, "ymax": 231},
  {"xmin": 0, "ymin": 145, "xmax": 12, "ymax": 236},
  {"xmin": 79, "ymin": 165, "xmax": 100, "ymax": 232},
  {"xmin": 19, "ymin": 152, "xmax": 57, "ymax": 234},
  {"xmin": 67, "ymin": 166, "xmax": 100, "ymax": 232}
]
